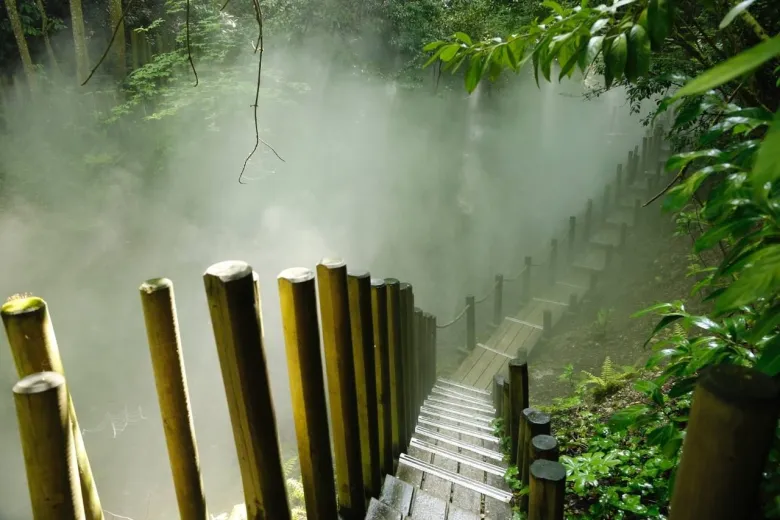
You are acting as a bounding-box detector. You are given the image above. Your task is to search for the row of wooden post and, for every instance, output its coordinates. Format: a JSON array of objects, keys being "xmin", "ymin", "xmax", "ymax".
[
  {"xmin": 2, "ymin": 259, "xmax": 438, "ymax": 520},
  {"xmin": 493, "ymin": 359, "xmax": 780, "ymax": 520}
]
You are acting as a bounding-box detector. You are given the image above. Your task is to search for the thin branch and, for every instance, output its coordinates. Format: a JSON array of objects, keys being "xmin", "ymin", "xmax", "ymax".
[
  {"xmin": 81, "ymin": 0, "xmax": 137, "ymax": 86},
  {"xmin": 238, "ymin": 0, "xmax": 285, "ymax": 184},
  {"xmin": 219, "ymin": 0, "xmax": 231, "ymax": 10},
  {"xmin": 186, "ymin": 0, "xmax": 198, "ymax": 87}
]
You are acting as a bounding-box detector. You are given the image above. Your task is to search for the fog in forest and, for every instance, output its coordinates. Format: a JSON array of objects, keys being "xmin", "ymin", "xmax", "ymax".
[{"xmin": 0, "ymin": 33, "xmax": 651, "ymax": 518}]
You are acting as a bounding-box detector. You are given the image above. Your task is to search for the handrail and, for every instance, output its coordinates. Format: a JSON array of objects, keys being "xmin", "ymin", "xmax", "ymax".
[{"xmin": 436, "ymin": 304, "xmax": 470, "ymax": 329}]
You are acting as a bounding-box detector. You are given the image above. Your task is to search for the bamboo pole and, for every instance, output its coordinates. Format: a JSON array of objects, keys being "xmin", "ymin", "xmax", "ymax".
[
  {"xmin": 371, "ymin": 278, "xmax": 393, "ymax": 476},
  {"xmin": 1, "ymin": 297, "xmax": 104, "ymax": 520},
  {"xmin": 528, "ymin": 460, "xmax": 566, "ymax": 520},
  {"xmin": 14, "ymin": 371, "xmax": 85, "ymax": 520},
  {"xmin": 203, "ymin": 262, "xmax": 290, "ymax": 520},
  {"xmin": 277, "ymin": 267, "xmax": 338, "ymax": 520},
  {"xmin": 385, "ymin": 278, "xmax": 406, "ymax": 462},
  {"xmin": 316, "ymin": 259, "xmax": 365, "ymax": 519},
  {"xmin": 400, "ymin": 283, "xmax": 417, "ymax": 441},
  {"xmin": 669, "ymin": 364, "xmax": 780, "ymax": 520},
  {"xmin": 140, "ymin": 278, "xmax": 207, "ymax": 520},
  {"xmin": 347, "ymin": 270, "xmax": 381, "ymax": 499},
  {"xmin": 508, "ymin": 358, "xmax": 529, "ymax": 465}
]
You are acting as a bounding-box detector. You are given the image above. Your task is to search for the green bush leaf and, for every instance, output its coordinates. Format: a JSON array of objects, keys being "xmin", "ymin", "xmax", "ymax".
[
  {"xmin": 580, "ymin": 35, "xmax": 604, "ymax": 72},
  {"xmin": 439, "ymin": 43, "xmax": 462, "ymax": 62},
  {"xmin": 454, "ymin": 32, "xmax": 473, "ymax": 45},
  {"xmin": 542, "ymin": 0, "xmax": 565, "ymax": 15},
  {"xmin": 645, "ymin": 313, "xmax": 686, "ymax": 345},
  {"xmin": 423, "ymin": 41, "xmax": 445, "ymax": 52},
  {"xmin": 465, "ymin": 56, "xmax": 483, "ymax": 93},
  {"xmin": 756, "ymin": 336, "xmax": 780, "ymax": 376},
  {"xmin": 662, "ymin": 170, "xmax": 710, "ymax": 212},
  {"xmin": 647, "ymin": 423, "xmax": 676, "ymax": 446},
  {"xmin": 668, "ymin": 376, "xmax": 697, "ymax": 398},
  {"xmin": 609, "ymin": 404, "xmax": 650, "ymax": 430},
  {"xmin": 665, "ymin": 149, "xmax": 721, "ymax": 172},
  {"xmin": 719, "ymin": 0, "xmax": 757, "ymax": 29},
  {"xmin": 647, "ymin": 0, "xmax": 672, "ymax": 51},
  {"xmin": 631, "ymin": 302, "xmax": 677, "ymax": 318},
  {"xmin": 625, "ymin": 24, "xmax": 651, "ymax": 82},
  {"xmin": 674, "ymin": 35, "xmax": 780, "ymax": 99},
  {"xmin": 716, "ymin": 245, "xmax": 780, "ymax": 312},
  {"xmin": 605, "ymin": 32, "xmax": 628, "ymax": 83},
  {"xmin": 751, "ymin": 108, "xmax": 780, "ymax": 195}
]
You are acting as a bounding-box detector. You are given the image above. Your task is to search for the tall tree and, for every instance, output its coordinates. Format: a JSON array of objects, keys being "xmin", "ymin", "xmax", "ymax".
[
  {"xmin": 69, "ymin": 0, "xmax": 90, "ymax": 83},
  {"xmin": 3, "ymin": 0, "xmax": 37, "ymax": 88},
  {"xmin": 34, "ymin": 0, "xmax": 61, "ymax": 73},
  {"xmin": 109, "ymin": 0, "xmax": 126, "ymax": 77}
]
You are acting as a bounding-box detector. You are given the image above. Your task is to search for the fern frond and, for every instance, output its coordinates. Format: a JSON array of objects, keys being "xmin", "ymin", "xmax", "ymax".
[{"xmin": 600, "ymin": 356, "xmax": 615, "ymax": 381}]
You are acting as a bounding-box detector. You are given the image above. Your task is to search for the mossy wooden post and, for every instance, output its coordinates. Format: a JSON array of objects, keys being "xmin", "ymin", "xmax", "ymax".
[
  {"xmin": 530, "ymin": 435, "xmax": 559, "ymax": 463},
  {"xmin": 626, "ymin": 151, "xmax": 634, "ymax": 182},
  {"xmin": 520, "ymin": 409, "xmax": 552, "ymax": 511},
  {"xmin": 316, "ymin": 259, "xmax": 365, "ymax": 519},
  {"xmin": 508, "ymin": 358, "xmax": 529, "ymax": 466},
  {"xmin": 615, "ymin": 164, "xmax": 623, "ymax": 201},
  {"xmin": 466, "ymin": 295, "xmax": 476, "ymax": 351},
  {"xmin": 203, "ymin": 262, "xmax": 290, "ymax": 520},
  {"xmin": 371, "ymin": 279, "xmax": 393, "ymax": 477},
  {"xmin": 542, "ymin": 310, "xmax": 552, "ymax": 338},
  {"xmin": 347, "ymin": 270, "xmax": 381, "ymax": 499},
  {"xmin": 140, "ymin": 278, "xmax": 207, "ymax": 520},
  {"xmin": 501, "ymin": 377, "xmax": 511, "ymax": 432},
  {"xmin": 528, "ymin": 460, "xmax": 566, "ymax": 520},
  {"xmin": 522, "ymin": 256, "xmax": 532, "ymax": 304},
  {"xmin": 385, "ymin": 278, "xmax": 406, "ymax": 463},
  {"xmin": 567, "ymin": 216, "xmax": 576, "ymax": 263},
  {"xmin": 399, "ymin": 282, "xmax": 416, "ymax": 445},
  {"xmin": 668, "ymin": 364, "xmax": 780, "ymax": 520},
  {"xmin": 494, "ymin": 375, "xmax": 505, "ymax": 412},
  {"xmin": 548, "ymin": 239, "xmax": 558, "ymax": 285},
  {"xmin": 584, "ymin": 199, "xmax": 593, "ymax": 240},
  {"xmin": 1, "ymin": 297, "xmax": 104, "ymax": 520},
  {"xmin": 14, "ymin": 371, "xmax": 85, "ymax": 520},
  {"xmin": 493, "ymin": 274, "xmax": 504, "ymax": 327},
  {"xmin": 277, "ymin": 267, "xmax": 338, "ymax": 520}
]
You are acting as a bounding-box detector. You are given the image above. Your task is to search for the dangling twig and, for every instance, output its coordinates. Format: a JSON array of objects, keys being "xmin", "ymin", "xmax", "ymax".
[
  {"xmin": 186, "ymin": 0, "xmax": 198, "ymax": 87},
  {"xmin": 238, "ymin": 0, "xmax": 285, "ymax": 184}
]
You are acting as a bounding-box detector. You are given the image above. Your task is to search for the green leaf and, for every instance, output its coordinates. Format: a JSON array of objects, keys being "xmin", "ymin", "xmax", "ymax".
[
  {"xmin": 695, "ymin": 217, "xmax": 760, "ymax": 252},
  {"xmin": 647, "ymin": 423, "xmax": 676, "ymax": 446},
  {"xmin": 625, "ymin": 24, "xmax": 651, "ymax": 82},
  {"xmin": 647, "ymin": 313, "xmax": 686, "ymax": 343},
  {"xmin": 631, "ymin": 302, "xmax": 676, "ymax": 318},
  {"xmin": 748, "ymin": 303, "xmax": 780, "ymax": 343},
  {"xmin": 756, "ymin": 336, "xmax": 780, "ymax": 376},
  {"xmin": 609, "ymin": 404, "xmax": 650, "ymax": 430},
  {"xmin": 423, "ymin": 45, "xmax": 448, "ymax": 68},
  {"xmin": 580, "ymin": 35, "xmax": 604, "ymax": 71},
  {"xmin": 751, "ymin": 109, "xmax": 780, "ymax": 195},
  {"xmin": 439, "ymin": 44, "xmax": 462, "ymax": 63},
  {"xmin": 719, "ymin": 0, "xmax": 757, "ymax": 29},
  {"xmin": 685, "ymin": 316, "xmax": 724, "ymax": 334},
  {"xmin": 423, "ymin": 41, "xmax": 445, "ymax": 52},
  {"xmin": 647, "ymin": 0, "xmax": 672, "ymax": 51},
  {"xmin": 668, "ymin": 376, "xmax": 697, "ymax": 398},
  {"xmin": 590, "ymin": 18, "xmax": 609, "ymax": 34},
  {"xmin": 454, "ymin": 32, "xmax": 473, "ymax": 45},
  {"xmin": 542, "ymin": 0, "xmax": 565, "ymax": 15},
  {"xmin": 559, "ymin": 36, "xmax": 587, "ymax": 80},
  {"xmin": 716, "ymin": 245, "xmax": 780, "ymax": 312},
  {"xmin": 465, "ymin": 56, "xmax": 483, "ymax": 94},
  {"xmin": 605, "ymin": 32, "xmax": 628, "ymax": 83},
  {"xmin": 661, "ymin": 434, "xmax": 684, "ymax": 459},
  {"xmin": 666, "ymin": 149, "xmax": 722, "ymax": 172},
  {"xmin": 662, "ymin": 171, "xmax": 710, "ymax": 212},
  {"xmin": 674, "ymin": 35, "xmax": 780, "ymax": 99}
]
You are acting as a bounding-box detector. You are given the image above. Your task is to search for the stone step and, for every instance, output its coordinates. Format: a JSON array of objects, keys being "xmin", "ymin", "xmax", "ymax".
[
  {"xmin": 430, "ymin": 385, "xmax": 493, "ymax": 407},
  {"xmin": 424, "ymin": 396, "xmax": 494, "ymax": 416},
  {"xmin": 369, "ymin": 475, "xmax": 482, "ymax": 520},
  {"xmin": 420, "ymin": 402, "xmax": 494, "ymax": 424},
  {"xmin": 414, "ymin": 427, "xmax": 504, "ymax": 462},
  {"xmin": 419, "ymin": 406, "xmax": 496, "ymax": 433},
  {"xmin": 398, "ymin": 453, "xmax": 513, "ymax": 503},
  {"xmin": 409, "ymin": 437, "xmax": 506, "ymax": 477},
  {"xmin": 436, "ymin": 378, "xmax": 491, "ymax": 397},
  {"xmin": 417, "ymin": 416, "xmax": 500, "ymax": 445}
]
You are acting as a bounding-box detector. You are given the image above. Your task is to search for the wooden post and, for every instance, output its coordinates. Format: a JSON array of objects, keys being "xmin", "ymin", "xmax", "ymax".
[
  {"xmin": 520, "ymin": 409, "xmax": 552, "ymax": 511},
  {"xmin": 277, "ymin": 267, "xmax": 338, "ymax": 520},
  {"xmin": 493, "ymin": 274, "xmax": 504, "ymax": 327},
  {"xmin": 425, "ymin": 313, "xmax": 437, "ymax": 395},
  {"xmin": 528, "ymin": 460, "xmax": 566, "ymax": 520},
  {"xmin": 615, "ymin": 164, "xmax": 623, "ymax": 201},
  {"xmin": 584, "ymin": 199, "xmax": 593, "ymax": 240},
  {"xmin": 385, "ymin": 278, "xmax": 406, "ymax": 462},
  {"xmin": 371, "ymin": 279, "xmax": 393, "ymax": 477},
  {"xmin": 494, "ymin": 375, "xmax": 506, "ymax": 413},
  {"xmin": 466, "ymin": 295, "xmax": 476, "ymax": 351},
  {"xmin": 14, "ymin": 371, "xmax": 85, "ymax": 520},
  {"xmin": 1, "ymin": 297, "xmax": 104, "ymax": 520},
  {"xmin": 548, "ymin": 239, "xmax": 558, "ymax": 285},
  {"xmin": 633, "ymin": 145, "xmax": 640, "ymax": 178},
  {"xmin": 508, "ymin": 358, "xmax": 529, "ymax": 466},
  {"xmin": 139, "ymin": 278, "xmax": 207, "ymax": 520},
  {"xmin": 316, "ymin": 259, "xmax": 365, "ymax": 519},
  {"xmin": 668, "ymin": 364, "xmax": 780, "ymax": 520},
  {"xmin": 399, "ymin": 282, "xmax": 415, "ymax": 446},
  {"xmin": 641, "ymin": 136, "xmax": 649, "ymax": 174},
  {"xmin": 522, "ymin": 256, "xmax": 532, "ymax": 304},
  {"xmin": 634, "ymin": 198, "xmax": 642, "ymax": 229},
  {"xmin": 501, "ymin": 377, "xmax": 511, "ymax": 437},
  {"xmin": 530, "ymin": 435, "xmax": 559, "ymax": 462},
  {"xmin": 627, "ymin": 151, "xmax": 634, "ymax": 183},
  {"xmin": 603, "ymin": 185, "xmax": 611, "ymax": 220},
  {"xmin": 542, "ymin": 310, "xmax": 552, "ymax": 338},
  {"xmin": 203, "ymin": 262, "xmax": 290, "ymax": 520},
  {"xmin": 347, "ymin": 270, "xmax": 381, "ymax": 499},
  {"xmin": 414, "ymin": 308, "xmax": 425, "ymax": 401},
  {"xmin": 567, "ymin": 216, "xmax": 576, "ymax": 263}
]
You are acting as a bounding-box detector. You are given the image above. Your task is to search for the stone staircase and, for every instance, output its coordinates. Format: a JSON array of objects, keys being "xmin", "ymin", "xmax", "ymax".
[{"xmin": 365, "ymin": 379, "xmax": 512, "ymax": 520}]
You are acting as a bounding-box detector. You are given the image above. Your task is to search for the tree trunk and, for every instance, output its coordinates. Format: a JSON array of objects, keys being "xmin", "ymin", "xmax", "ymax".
[
  {"xmin": 108, "ymin": 0, "xmax": 125, "ymax": 77},
  {"xmin": 69, "ymin": 0, "xmax": 90, "ymax": 83},
  {"xmin": 34, "ymin": 0, "xmax": 61, "ymax": 73},
  {"xmin": 3, "ymin": 0, "xmax": 37, "ymax": 88}
]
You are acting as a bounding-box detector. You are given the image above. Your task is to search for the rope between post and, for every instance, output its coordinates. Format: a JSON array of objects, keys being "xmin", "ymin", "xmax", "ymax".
[
  {"xmin": 474, "ymin": 278, "xmax": 500, "ymax": 304},
  {"xmin": 436, "ymin": 304, "xmax": 470, "ymax": 329}
]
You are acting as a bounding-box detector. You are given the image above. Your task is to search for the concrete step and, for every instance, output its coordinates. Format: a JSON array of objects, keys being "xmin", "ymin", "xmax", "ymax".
[
  {"xmin": 430, "ymin": 385, "xmax": 493, "ymax": 407},
  {"xmin": 414, "ymin": 426, "xmax": 504, "ymax": 462},
  {"xmin": 417, "ymin": 416, "xmax": 500, "ymax": 445},
  {"xmin": 398, "ymin": 454, "xmax": 513, "ymax": 503},
  {"xmin": 424, "ymin": 396, "xmax": 494, "ymax": 416},
  {"xmin": 409, "ymin": 437, "xmax": 506, "ymax": 477},
  {"xmin": 419, "ymin": 407, "xmax": 496, "ymax": 433},
  {"xmin": 369, "ymin": 475, "xmax": 483, "ymax": 519},
  {"xmin": 436, "ymin": 378, "xmax": 491, "ymax": 397},
  {"xmin": 420, "ymin": 402, "xmax": 494, "ymax": 424}
]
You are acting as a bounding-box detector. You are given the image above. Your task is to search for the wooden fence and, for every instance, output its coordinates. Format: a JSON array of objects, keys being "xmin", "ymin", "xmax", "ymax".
[{"xmin": 2, "ymin": 115, "xmax": 777, "ymax": 520}]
